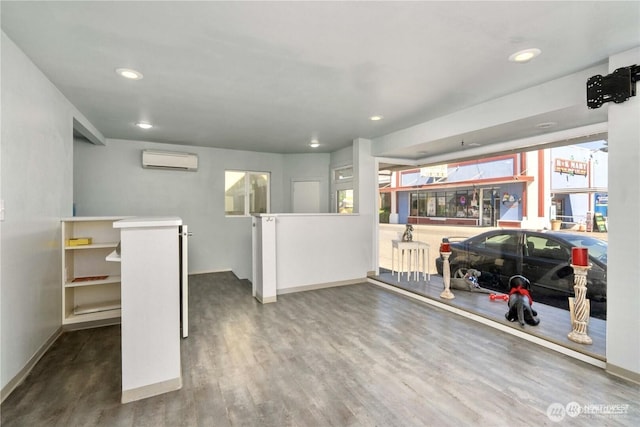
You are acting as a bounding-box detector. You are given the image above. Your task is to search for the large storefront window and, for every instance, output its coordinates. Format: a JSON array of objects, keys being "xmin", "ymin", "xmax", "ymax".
[{"xmin": 410, "ymin": 189, "xmax": 480, "ymax": 219}]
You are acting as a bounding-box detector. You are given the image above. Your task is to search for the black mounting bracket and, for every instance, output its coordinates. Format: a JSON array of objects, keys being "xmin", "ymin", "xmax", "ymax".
[{"xmin": 587, "ymin": 64, "xmax": 640, "ymax": 109}]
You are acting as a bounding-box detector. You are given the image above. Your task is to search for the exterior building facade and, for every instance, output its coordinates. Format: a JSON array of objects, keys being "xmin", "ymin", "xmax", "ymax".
[{"xmin": 379, "ymin": 142, "xmax": 608, "ymax": 230}]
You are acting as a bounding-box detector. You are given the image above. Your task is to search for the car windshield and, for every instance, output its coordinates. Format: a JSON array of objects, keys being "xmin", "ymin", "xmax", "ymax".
[{"xmin": 561, "ymin": 236, "xmax": 608, "ymax": 264}]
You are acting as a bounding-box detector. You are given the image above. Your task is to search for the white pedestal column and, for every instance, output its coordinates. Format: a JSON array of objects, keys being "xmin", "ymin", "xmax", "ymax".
[
  {"xmin": 568, "ymin": 264, "xmax": 592, "ymax": 345},
  {"xmin": 440, "ymin": 251, "xmax": 455, "ymax": 299}
]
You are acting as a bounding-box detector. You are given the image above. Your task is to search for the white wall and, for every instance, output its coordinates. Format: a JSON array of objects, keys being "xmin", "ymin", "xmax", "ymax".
[
  {"xmin": 330, "ymin": 145, "xmax": 353, "ymax": 170},
  {"xmin": 74, "ymin": 138, "xmax": 291, "ymax": 279},
  {"xmin": 74, "ymin": 139, "xmax": 333, "ymax": 279},
  {"xmin": 0, "ymin": 32, "xmax": 100, "ymax": 392},
  {"xmin": 606, "ymin": 46, "xmax": 640, "ymax": 380},
  {"xmin": 273, "ymin": 214, "xmax": 373, "ymax": 290}
]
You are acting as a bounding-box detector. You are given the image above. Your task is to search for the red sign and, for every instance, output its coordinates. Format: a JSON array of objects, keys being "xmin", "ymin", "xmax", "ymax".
[{"xmin": 554, "ymin": 158, "xmax": 587, "ymax": 176}]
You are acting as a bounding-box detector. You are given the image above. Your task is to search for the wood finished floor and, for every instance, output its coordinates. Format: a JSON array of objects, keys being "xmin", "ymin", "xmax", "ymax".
[
  {"xmin": 371, "ymin": 270, "xmax": 606, "ymax": 360},
  {"xmin": 2, "ymin": 271, "xmax": 638, "ymax": 426}
]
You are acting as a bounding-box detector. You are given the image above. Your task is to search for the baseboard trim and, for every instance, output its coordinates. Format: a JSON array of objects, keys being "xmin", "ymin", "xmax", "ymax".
[
  {"xmin": 121, "ymin": 376, "xmax": 182, "ymax": 404},
  {"xmin": 62, "ymin": 318, "xmax": 121, "ymax": 331},
  {"xmin": 369, "ymin": 278, "xmax": 607, "ymax": 369},
  {"xmin": 1, "ymin": 326, "xmax": 63, "ymax": 403},
  {"xmin": 188, "ymin": 269, "xmax": 232, "ymax": 276},
  {"xmin": 278, "ymin": 278, "xmax": 365, "ymax": 295},
  {"xmin": 256, "ymin": 294, "xmax": 277, "ymax": 304},
  {"xmin": 606, "ymin": 363, "xmax": 640, "ymax": 385}
]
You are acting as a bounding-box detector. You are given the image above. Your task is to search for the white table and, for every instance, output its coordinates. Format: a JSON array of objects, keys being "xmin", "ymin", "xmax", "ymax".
[{"xmin": 391, "ymin": 240, "xmax": 430, "ymax": 282}]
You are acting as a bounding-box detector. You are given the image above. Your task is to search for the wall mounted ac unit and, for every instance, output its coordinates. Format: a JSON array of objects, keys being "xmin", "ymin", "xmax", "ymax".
[{"xmin": 142, "ymin": 150, "xmax": 198, "ymax": 171}]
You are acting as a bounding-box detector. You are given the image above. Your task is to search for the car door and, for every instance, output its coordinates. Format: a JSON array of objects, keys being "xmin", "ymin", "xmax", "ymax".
[
  {"xmin": 467, "ymin": 231, "xmax": 521, "ymax": 290},
  {"xmin": 522, "ymin": 233, "xmax": 573, "ymax": 297}
]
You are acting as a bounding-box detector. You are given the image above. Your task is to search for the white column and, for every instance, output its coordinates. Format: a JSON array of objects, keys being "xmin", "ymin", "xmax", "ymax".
[
  {"xmin": 606, "ymin": 47, "xmax": 640, "ymax": 382},
  {"xmin": 353, "ymin": 138, "xmax": 378, "ymax": 274},
  {"xmin": 252, "ymin": 214, "xmax": 277, "ymax": 303}
]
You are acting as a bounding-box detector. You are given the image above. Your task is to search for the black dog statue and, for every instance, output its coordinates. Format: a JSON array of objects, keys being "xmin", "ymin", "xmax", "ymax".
[{"xmin": 505, "ymin": 275, "xmax": 540, "ymax": 326}]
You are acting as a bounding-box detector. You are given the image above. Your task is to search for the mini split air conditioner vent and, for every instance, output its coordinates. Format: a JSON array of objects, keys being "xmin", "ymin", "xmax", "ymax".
[{"xmin": 142, "ymin": 150, "xmax": 198, "ymax": 171}]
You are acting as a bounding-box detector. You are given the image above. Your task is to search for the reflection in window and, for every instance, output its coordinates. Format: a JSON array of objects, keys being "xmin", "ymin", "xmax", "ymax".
[
  {"xmin": 225, "ymin": 171, "xmax": 270, "ymax": 216},
  {"xmin": 409, "ymin": 189, "xmax": 480, "ymax": 218},
  {"xmin": 249, "ymin": 173, "xmax": 269, "ymax": 214},
  {"xmin": 334, "ymin": 167, "xmax": 353, "ymax": 181},
  {"xmin": 337, "ymin": 189, "xmax": 353, "ymax": 214}
]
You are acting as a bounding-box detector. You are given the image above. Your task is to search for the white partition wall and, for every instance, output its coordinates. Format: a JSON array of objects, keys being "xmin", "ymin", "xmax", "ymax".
[{"xmin": 252, "ymin": 213, "xmax": 373, "ymax": 298}]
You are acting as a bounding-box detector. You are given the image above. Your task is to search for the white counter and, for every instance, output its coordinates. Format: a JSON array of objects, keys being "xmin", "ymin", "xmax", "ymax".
[{"xmin": 115, "ymin": 216, "xmax": 182, "ymax": 403}]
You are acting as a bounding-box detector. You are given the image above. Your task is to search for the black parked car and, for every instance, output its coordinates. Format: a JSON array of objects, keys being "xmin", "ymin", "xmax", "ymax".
[{"xmin": 435, "ymin": 229, "xmax": 608, "ymax": 319}]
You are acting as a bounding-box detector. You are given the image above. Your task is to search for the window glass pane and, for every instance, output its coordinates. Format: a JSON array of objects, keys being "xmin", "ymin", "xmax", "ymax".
[
  {"xmin": 446, "ymin": 191, "xmax": 456, "ymax": 217},
  {"xmin": 401, "ymin": 171, "xmax": 420, "ymax": 187},
  {"xmin": 249, "ymin": 173, "xmax": 269, "ymax": 214},
  {"xmin": 436, "ymin": 193, "xmax": 447, "ymax": 216},
  {"xmin": 225, "ymin": 171, "xmax": 246, "ymax": 215},
  {"xmin": 426, "ymin": 194, "xmax": 436, "ymax": 216},
  {"xmin": 410, "ymin": 192, "xmax": 418, "ymax": 216},
  {"xmin": 379, "ymin": 192, "xmax": 391, "ymax": 223},
  {"xmin": 335, "ymin": 167, "xmax": 353, "ymax": 181},
  {"xmin": 418, "ymin": 192, "xmax": 427, "ymax": 216},
  {"xmin": 338, "ymin": 189, "xmax": 353, "ymax": 213}
]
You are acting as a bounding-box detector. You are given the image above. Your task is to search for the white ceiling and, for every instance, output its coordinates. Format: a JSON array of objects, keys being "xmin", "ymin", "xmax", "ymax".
[{"xmin": 2, "ymin": 1, "xmax": 639, "ymax": 158}]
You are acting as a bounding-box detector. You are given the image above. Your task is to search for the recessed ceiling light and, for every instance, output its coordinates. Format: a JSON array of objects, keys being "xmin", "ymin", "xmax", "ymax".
[
  {"xmin": 370, "ymin": 115, "xmax": 384, "ymax": 121},
  {"xmin": 136, "ymin": 122, "xmax": 153, "ymax": 129},
  {"xmin": 508, "ymin": 48, "xmax": 541, "ymax": 63},
  {"xmin": 116, "ymin": 68, "xmax": 144, "ymax": 80},
  {"xmin": 309, "ymin": 139, "xmax": 320, "ymax": 148},
  {"xmin": 536, "ymin": 121, "xmax": 557, "ymax": 129}
]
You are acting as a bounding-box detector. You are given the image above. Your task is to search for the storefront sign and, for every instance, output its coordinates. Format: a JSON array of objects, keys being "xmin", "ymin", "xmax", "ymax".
[
  {"xmin": 554, "ymin": 158, "xmax": 587, "ymax": 176},
  {"xmin": 420, "ymin": 165, "xmax": 447, "ymax": 178},
  {"xmin": 595, "ymin": 194, "xmax": 608, "ymax": 205}
]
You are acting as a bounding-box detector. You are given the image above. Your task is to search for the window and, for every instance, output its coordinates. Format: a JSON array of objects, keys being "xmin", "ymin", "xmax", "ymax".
[
  {"xmin": 408, "ymin": 188, "xmax": 482, "ymax": 218},
  {"xmin": 334, "ymin": 166, "xmax": 353, "ymax": 181},
  {"xmin": 333, "ymin": 165, "xmax": 353, "ymax": 214},
  {"xmin": 337, "ymin": 189, "xmax": 353, "ymax": 214},
  {"xmin": 225, "ymin": 171, "xmax": 270, "ymax": 216}
]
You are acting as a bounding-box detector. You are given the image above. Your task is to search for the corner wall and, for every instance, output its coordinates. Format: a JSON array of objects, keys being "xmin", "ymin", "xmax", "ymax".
[
  {"xmin": 0, "ymin": 32, "xmax": 96, "ymax": 393},
  {"xmin": 606, "ymin": 46, "xmax": 640, "ymax": 381}
]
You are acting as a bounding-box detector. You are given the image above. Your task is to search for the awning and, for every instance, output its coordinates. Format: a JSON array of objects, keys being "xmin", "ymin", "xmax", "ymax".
[{"xmin": 398, "ymin": 175, "xmax": 534, "ymax": 191}]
